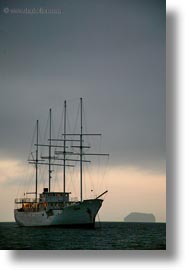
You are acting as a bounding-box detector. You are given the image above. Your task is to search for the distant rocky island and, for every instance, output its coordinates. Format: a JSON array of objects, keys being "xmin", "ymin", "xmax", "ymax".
[{"xmin": 124, "ymin": 212, "xmax": 156, "ymax": 223}]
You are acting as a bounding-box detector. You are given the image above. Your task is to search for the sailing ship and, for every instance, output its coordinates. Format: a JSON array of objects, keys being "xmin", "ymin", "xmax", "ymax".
[{"xmin": 14, "ymin": 98, "xmax": 109, "ymax": 227}]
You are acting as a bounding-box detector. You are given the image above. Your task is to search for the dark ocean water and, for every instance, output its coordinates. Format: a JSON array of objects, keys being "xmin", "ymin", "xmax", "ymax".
[{"xmin": 0, "ymin": 222, "xmax": 166, "ymax": 250}]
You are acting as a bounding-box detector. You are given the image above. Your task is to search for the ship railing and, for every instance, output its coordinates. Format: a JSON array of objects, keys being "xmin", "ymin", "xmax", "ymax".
[
  {"xmin": 15, "ymin": 198, "xmax": 39, "ymax": 204},
  {"xmin": 15, "ymin": 197, "xmax": 79, "ymax": 205}
]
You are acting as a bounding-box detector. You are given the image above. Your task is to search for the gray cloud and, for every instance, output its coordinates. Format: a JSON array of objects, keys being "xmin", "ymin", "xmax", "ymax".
[{"xmin": 0, "ymin": 0, "xmax": 165, "ymax": 173}]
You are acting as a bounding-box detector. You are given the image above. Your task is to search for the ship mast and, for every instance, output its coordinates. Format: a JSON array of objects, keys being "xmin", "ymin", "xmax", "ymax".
[
  {"xmin": 80, "ymin": 98, "xmax": 83, "ymax": 201},
  {"xmin": 35, "ymin": 120, "xmax": 39, "ymax": 200},
  {"xmin": 27, "ymin": 120, "xmax": 40, "ymax": 200},
  {"xmin": 48, "ymin": 108, "xmax": 52, "ymax": 192},
  {"xmin": 63, "ymin": 100, "xmax": 67, "ymax": 193}
]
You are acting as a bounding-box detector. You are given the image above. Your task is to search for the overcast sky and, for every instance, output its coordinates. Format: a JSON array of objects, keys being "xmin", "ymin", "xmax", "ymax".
[{"xmin": 0, "ymin": 0, "xmax": 165, "ymax": 173}]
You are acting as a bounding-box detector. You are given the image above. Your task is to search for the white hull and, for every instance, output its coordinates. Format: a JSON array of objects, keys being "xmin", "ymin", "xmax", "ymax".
[{"xmin": 14, "ymin": 199, "xmax": 102, "ymax": 227}]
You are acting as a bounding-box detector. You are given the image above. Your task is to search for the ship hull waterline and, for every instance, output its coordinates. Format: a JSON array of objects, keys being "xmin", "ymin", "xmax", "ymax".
[{"xmin": 14, "ymin": 199, "xmax": 103, "ymax": 228}]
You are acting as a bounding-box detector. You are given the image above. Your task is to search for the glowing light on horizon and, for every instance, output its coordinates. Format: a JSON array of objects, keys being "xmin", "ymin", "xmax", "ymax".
[{"xmin": 0, "ymin": 159, "xmax": 166, "ymax": 222}]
